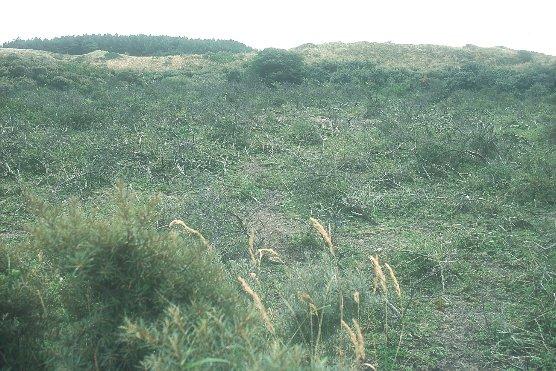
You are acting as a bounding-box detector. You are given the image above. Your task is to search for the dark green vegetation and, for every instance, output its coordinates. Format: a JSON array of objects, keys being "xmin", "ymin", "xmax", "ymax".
[
  {"xmin": 2, "ymin": 34, "xmax": 252, "ymax": 56},
  {"xmin": 250, "ymin": 48, "xmax": 305, "ymax": 84},
  {"xmin": 1, "ymin": 41, "xmax": 555, "ymax": 369}
]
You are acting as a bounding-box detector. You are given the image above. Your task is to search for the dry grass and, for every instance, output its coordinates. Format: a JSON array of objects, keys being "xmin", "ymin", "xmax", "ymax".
[
  {"xmin": 341, "ymin": 319, "xmax": 366, "ymax": 363},
  {"xmin": 256, "ymin": 248, "xmax": 284, "ymax": 266},
  {"xmin": 294, "ymin": 42, "xmax": 556, "ymax": 70},
  {"xmin": 237, "ymin": 276, "xmax": 274, "ymax": 334},
  {"xmin": 247, "ymin": 229, "xmax": 285, "ymax": 268},
  {"xmin": 309, "ymin": 217, "xmax": 335, "ymax": 257},
  {"xmin": 169, "ymin": 219, "xmax": 212, "ymax": 250},
  {"xmin": 384, "ymin": 263, "xmax": 401, "ymax": 298},
  {"xmin": 248, "ymin": 228, "xmax": 257, "ymax": 266},
  {"xmin": 369, "ymin": 255, "xmax": 387, "ymax": 294},
  {"xmin": 353, "ymin": 291, "xmax": 360, "ymax": 305},
  {"xmin": 298, "ymin": 292, "xmax": 319, "ymax": 315}
]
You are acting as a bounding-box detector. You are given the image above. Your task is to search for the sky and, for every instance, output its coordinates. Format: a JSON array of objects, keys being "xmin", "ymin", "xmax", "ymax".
[{"xmin": 1, "ymin": 0, "xmax": 555, "ymax": 55}]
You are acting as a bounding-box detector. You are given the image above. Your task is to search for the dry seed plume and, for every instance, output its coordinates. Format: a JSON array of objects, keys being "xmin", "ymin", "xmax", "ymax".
[
  {"xmin": 237, "ymin": 276, "xmax": 275, "ymax": 334},
  {"xmin": 341, "ymin": 319, "xmax": 366, "ymax": 362},
  {"xmin": 122, "ymin": 320, "xmax": 157, "ymax": 345},
  {"xmin": 384, "ymin": 262, "xmax": 401, "ymax": 298},
  {"xmin": 352, "ymin": 319, "xmax": 365, "ymax": 360},
  {"xmin": 341, "ymin": 320, "xmax": 357, "ymax": 350},
  {"xmin": 309, "ymin": 217, "xmax": 335, "ymax": 257},
  {"xmin": 169, "ymin": 219, "xmax": 212, "ymax": 250},
  {"xmin": 369, "ymin": 255, "xmax": 387, "ymax": 294}
]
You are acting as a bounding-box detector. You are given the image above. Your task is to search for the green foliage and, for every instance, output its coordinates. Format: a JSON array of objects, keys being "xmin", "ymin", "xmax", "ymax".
[
  {"xmin": 3, "ymin": 34, "xmax": 253, "ymax": 56},
  {"xmin": 0, "ymin": 185, "xmax": 251, "ymax": 369},
  {"xmin": 0, "ymin": 240, "xmax": 57, "ymax": 369},
  {"xmin": 249, "ymin": 48, "xmax": 306, "ymax": 85},
  {"xmin": 427, "ymin": 61, "xmax": 556, "ymax": 94},
  {"xmin": 1, "ymin": 42, "xmax": 555, "ymax": 369},
  {"xmin": 121, "ymin": 305, "xmax": 309, "ymax": 370},
  {"xmin": 288, "ymin": 119, "xmax": 323, "ymax": 145}
]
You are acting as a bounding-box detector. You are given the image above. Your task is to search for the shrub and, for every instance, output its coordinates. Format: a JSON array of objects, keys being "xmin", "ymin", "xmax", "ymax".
[
  {"xmin": 48, "ymin": 75, "xmax": 72, "ymax": 90},
  {"xmin": 516, "ymin": 50, "xmax": 534, "ymax": 63},
  {"xmin": 0, "ymin": 79, "xmax": 14, "ymax": 98},
  {"xmin": 0, "ymin": 184, "xmax": 251, "ymax": 369},
  {"xmin": 289, "ymin": 119, "xmax": 323, "ymax": 145},
  {"xmin": 224, "ymin": 67, "xmax": 244, "ymax": 83},
  {"xmin": 0, "ymin": 240, "xmax": 58, "ymax": 369},
  {"xmin": 249, "ymin": 48, "xmax": 306, "ymax": 85},
  {"xmin": 1, "ymin": 184, "xmax": 411, "ymax": 369},
  {"xmin": 104, "ymin": 51, "xmax": 121, "ymax": 60}
]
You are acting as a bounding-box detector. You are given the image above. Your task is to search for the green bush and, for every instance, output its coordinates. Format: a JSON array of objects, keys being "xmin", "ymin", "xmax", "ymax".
[
  {"xmin": 104, "ymin": 51, "xmax": 121, "ymax": 60},
  {"xmin": 0, "ymin": 78, "xmax": 14, "ymax": 98},
  {"xmin": 0, "ymin": 240, "xmax": 58, "ymax": 369},
  {"xmin": 48, "ymin": 75, "xmax": 72, "ymax": 90},
  {"xmin": 249, "ymin": 48, "xmax": 306, "ymax": 85},
  {"xmin": 0, "ymin": 185, "xmax": 254, "ymax": 369},
  {"xmin": 224, "ymin": 67, "xmax": 244, "ymax": 83},
  {"xmin": 289, "ymin": 119, "xmax": 323, "ymax": 145}
]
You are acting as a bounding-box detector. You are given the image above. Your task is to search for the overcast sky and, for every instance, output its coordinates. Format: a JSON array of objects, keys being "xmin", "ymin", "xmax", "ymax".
[{"xmin": 1, "ymin": 0, "xmax": 555, "ymax": 55}]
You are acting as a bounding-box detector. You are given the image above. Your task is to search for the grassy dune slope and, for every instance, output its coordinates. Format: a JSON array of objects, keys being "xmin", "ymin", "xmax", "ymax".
[
  {"xmin": 1, "ymin": 42, "xmax": 555, "ymax": 369},
  {"xmin": 295, "ymin": 42, "xmax": 555, "ymax": 68}
]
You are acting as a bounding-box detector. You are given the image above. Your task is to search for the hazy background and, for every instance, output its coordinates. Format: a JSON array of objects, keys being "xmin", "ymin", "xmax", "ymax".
[{"xmin": 1, "ymin": 0, "xmax": 555, "ymax": 55}]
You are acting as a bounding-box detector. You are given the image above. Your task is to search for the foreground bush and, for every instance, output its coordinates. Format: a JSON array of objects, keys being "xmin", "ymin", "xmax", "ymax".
[{"xmin": 0, "ymin": 185, "xmax": 264, "ymax": 369}]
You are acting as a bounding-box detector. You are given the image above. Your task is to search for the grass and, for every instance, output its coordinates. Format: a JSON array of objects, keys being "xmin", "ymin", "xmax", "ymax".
[{"xmin": 0, "ymin": 41, "xmax": 555, "ymax": 369}]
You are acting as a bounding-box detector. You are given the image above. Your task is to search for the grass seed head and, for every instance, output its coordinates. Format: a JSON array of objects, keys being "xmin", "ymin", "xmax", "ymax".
[
  {"xmin": 238, "ymin": 276, "xmax": 274, "ymax": 334},
  {"xmin": 384, "ymin": 262, "xmax": 401, "ymax": 298},
  {"xmin": 169, "ymin": 219, "xmax": 212, "ymax": 250},
  {"xmin": 309, "ymin": 217, "xmax": 335, "ymax": 257},
  {"xmin": 352, "ymin": 319, "xmax": 366, "ymax": 361},
  {"xmin": 248, "ymin": 228, "xmax": 257, "ymax": 266},
  {"xmin": 353, "ymin": 291, "xmax": 360, "ymax": 305},
  {"xmin": 298, "ymin": 292, "xmax": 319, "ymax": 315},
  {"xmin": 369, "ymin": 255, "xmax": 387, "ymax": 294},
  {"xmin": 257, "ymin": 248, "xmax": 284, "ymax": 265},
  {"xmin": 341, "ymin": 319, "xmax": 365, "ymax": 362}
]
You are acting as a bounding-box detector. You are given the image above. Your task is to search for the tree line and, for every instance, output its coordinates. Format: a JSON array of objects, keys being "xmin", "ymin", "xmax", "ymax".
[{"xmin": 2, "ymin": 34, "xmax": 253, "ymax": 56}]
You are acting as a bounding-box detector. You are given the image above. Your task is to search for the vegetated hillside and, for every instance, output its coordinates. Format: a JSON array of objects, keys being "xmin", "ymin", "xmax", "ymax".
[
  {"xmin": 2, "ymin": 34, "xmax": 253, "ymax": 56},
  {"xmin": 295, "ymin": 41, "xmax": 556, "ymax": 69},
  {"xmin": 0, "ymin": 41, "xmax": 555, "ymax": 369}
]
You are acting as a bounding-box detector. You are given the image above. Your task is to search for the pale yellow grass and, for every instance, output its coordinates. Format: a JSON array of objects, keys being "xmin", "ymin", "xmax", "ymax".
[
  {"xmin": 237, "ymin": 276, "xmax": 274, "ymax": 334},
  {"xmin": 369, "ymin": 255, "xmax": 387, "ymax": 294},
  {"xmin": 309, "ymin": 217, "xmax": 335, "ymax": 257},
  {"xmin": 384, "ymin": 263, "xmax": 401, "ymax": 298},
  {"xmin": 341, "ymin": 319, "xmax": 366, "ymax": 363},
  {"xmin": 169, "ymin": 219, "xmax": 212, "ymax": 250}
]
